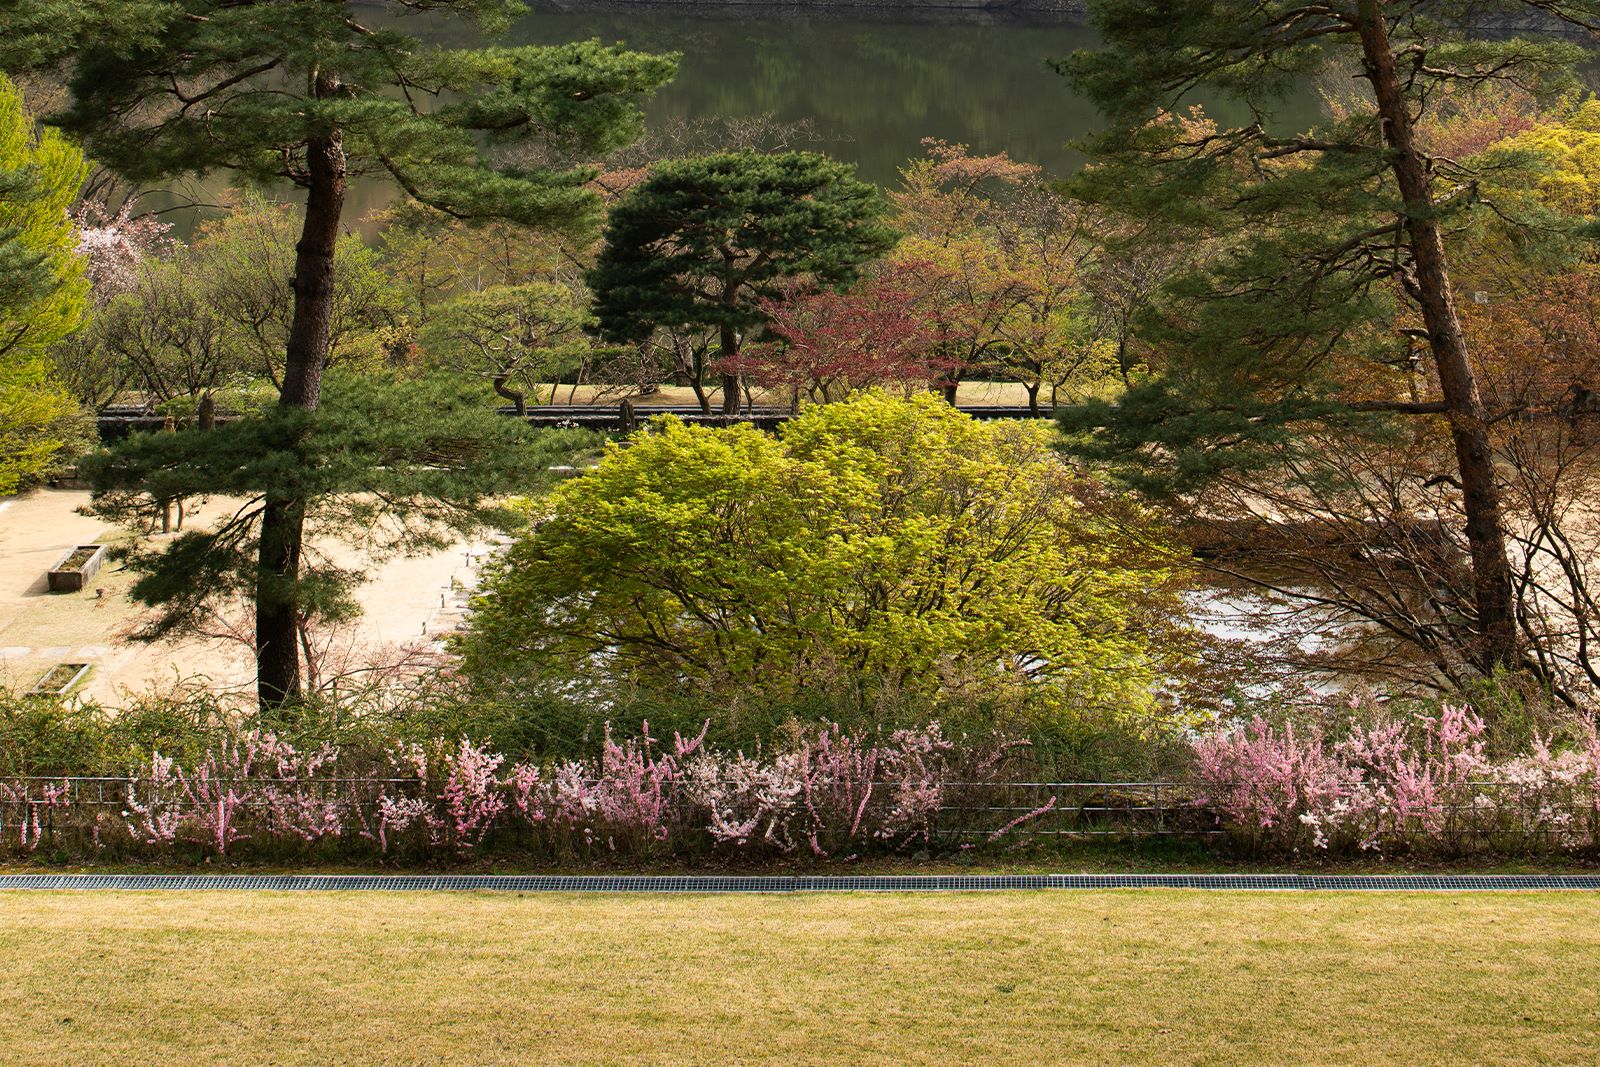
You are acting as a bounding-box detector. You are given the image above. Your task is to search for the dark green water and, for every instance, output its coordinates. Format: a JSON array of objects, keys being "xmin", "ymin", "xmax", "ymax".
[
  {"xmin": 324, "ymin": 7, "xmax": 1100, "ymax": 223},
  {"xmin": 415, "ymin": 4, "xmax": 1325, "ymax": 184},
  {"xmin": 508, "ymin": 7, "xmax": 1108, "ymax": 182},
  {"xmin": 169, "ymin": 5, "xmax": 1587, "ymax": 232},
  {"xmin": 168, "ymin": 5, "xmax": 1324, "ymax": 227}
]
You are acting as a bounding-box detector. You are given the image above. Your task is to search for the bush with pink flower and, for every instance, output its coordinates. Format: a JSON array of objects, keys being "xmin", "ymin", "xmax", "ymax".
[
  {"xmin": 2, "ymin": 721, "xmax": 1037, "ymax": 861},
  {"xmin": 1191, "ymin": 702, "xmax": 1600, "ymax": 853},
  {"xmin": 7, "ymin": 701, "xmax": 1600, "ymax": 863}
]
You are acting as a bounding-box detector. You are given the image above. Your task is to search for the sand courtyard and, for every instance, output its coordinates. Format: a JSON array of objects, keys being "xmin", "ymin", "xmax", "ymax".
[{"xmin": 0, "ymin": 489, "xmax": 487, "ymax": 703}]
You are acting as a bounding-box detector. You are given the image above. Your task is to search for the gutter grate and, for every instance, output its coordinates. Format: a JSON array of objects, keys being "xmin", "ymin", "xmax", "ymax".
[{"xmin": 2, "ymin": 873, "xmax": 1599, "ymax": 893}]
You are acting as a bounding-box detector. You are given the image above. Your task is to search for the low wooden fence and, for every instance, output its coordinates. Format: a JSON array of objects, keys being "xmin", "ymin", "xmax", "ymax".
[{"xmin": 95, "ymin": 402, "xmax": 1054, "ymax": 439}]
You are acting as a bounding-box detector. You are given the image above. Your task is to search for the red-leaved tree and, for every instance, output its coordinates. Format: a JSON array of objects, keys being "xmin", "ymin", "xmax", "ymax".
[{"xmin": 736, "ymin": 262, "xmax": 957, "ymax": 404}]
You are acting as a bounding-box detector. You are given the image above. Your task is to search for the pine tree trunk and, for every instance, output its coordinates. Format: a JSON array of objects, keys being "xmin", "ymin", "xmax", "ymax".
[
  {"xmin": 1356, "ymin": 1, "xmax": 1518, "ymax": 671},
  {"xmin": 719, "ymin": 322, "xmax": 740, "ymax": 416},
  {"xmin": 492, "ymin": 371, "xmax": 526, "ymax": 416},
  {"xmin": 257, "ymin": 130, "xmax": 346, "ymax": 708}
]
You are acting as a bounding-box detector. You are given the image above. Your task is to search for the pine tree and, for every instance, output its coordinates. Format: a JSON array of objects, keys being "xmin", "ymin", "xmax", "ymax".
[
  {"xmin": 586, "ymin": 152, "xmax": 899, "ymax": 415},
  {"xmin": 1058, "ymin": 0, "xmax": 1600, "ymax": 674},
  {"xmin": 8, "ymin": 1, "xmax": 675, "ymax": 707}
]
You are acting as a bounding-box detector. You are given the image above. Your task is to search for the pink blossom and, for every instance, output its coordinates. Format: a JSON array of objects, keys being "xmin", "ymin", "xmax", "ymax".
[{"xmin": 72, "ymin": 200, "xmax": 176, "ymax": 296}]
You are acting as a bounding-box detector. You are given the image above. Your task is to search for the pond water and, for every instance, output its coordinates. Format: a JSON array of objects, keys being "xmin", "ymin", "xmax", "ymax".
[
  {"xmin": 147, "ymin": 4, "xmax": 1326, "ymax": 229},
  {"xmin": 504, "ymin": 4, "xmax": 1111, "ymax": 182},
  {"xmin": 305, "ymin": 2, "xmax": 1326, "ymax": 225},
  {"xmin": 499, "ymin": 3, "xmax": 1326, "ymax": 183}
]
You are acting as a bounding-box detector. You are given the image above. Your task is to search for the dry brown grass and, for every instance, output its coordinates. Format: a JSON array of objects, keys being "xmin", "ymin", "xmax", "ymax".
[{"xmin": 3, "ymin": 890, "xmax": 1599, "ymax": 1064}]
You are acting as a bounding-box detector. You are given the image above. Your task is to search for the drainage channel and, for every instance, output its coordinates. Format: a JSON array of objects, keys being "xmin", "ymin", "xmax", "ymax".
[{"xmin": 2, "ymin": 874, "xmax": 1599, "ymax": 892}]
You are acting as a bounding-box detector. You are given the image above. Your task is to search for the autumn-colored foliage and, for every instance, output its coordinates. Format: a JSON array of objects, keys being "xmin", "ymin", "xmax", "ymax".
[
  {"xmin": 735, "ymin": 262, "xmax": 956, "ymax": 401},
  {"xmin": 889, "ymin": 140, "xmax": 1111, "ymax": 409}
]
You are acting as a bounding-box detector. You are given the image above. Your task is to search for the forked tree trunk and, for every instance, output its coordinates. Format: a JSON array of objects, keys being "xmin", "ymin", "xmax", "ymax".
[
  {"xmin": 675, "ymin": 337, "xmax": 712, "ymax": 415},
  {"xmin": 1024, "ymin": 380, "xmax": 1042, "ymax": 415},
  {"xmin": 1356, "ymin": 0, "xmax": 1518, "ymax": 671},
  {"xmin": 256, "ymin": 129, "xmax": 346, "ymax": 708}
]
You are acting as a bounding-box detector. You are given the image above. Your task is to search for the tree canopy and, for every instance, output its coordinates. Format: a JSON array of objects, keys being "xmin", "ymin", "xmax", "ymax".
[
  {"xmin": 0, "ymin": 74, "xmax": 87, "ymax": 494},
  {"xmin": 587, "ymin": 151, "xmax": 899, "ymax": 414},
  {"xmin": 84, "ymin": 370, "xmax": 596, "ymax": 643},
  {"xmin": 1058, "ymin": 0, "xmax": 1600, "ymax": 677},
  {"xmin": 419, "ymin": 282, "xmax": 590, "ymax": 414},
  {"xmin": 458, "ymin": 392, "xmax": 1191, "ymax": 722},
  {"xmin": 889, "ymin": 140, "xmax": 1106, "ymax": 410},
  {"xmin": 10, "ymin": 3, "xmax": 677, "ymax": 232}
]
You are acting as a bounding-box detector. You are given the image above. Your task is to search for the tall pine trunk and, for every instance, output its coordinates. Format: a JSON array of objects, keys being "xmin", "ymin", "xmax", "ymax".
[
  {"xmin": 1356, "ymin": 1, "xmax": 1518, "ymax": 671},
  {"xmin": 256, "ymin": 130, "xmax": 346, "ymax": 708}
]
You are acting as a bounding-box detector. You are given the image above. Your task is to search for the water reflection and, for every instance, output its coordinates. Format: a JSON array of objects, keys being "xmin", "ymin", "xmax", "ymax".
[
  {"xmin": 154, "ymin": 3, "xmax": 1323, "ymax": 232},
  {"xmin": 500, "ymin": 3, "xmax": 1324, "ymax": 183}
]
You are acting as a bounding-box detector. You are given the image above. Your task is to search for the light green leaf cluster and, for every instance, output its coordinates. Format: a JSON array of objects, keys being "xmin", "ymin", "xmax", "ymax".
[
  {"xmin": 0, "ymin": 73, "xmax": 87, "ymax": 494},
  {"xmin": 186, "ymin": 195, "xmax": 409, "ymax": 380},
  {"xmin": 1489, "ymin": 100, "xmax": 1600, "ymax": 217},
  {"xmin": 461, "ymin": 392, "xmax": 1190, "ymax": 718},
  {"xmin": 419, "ymin": 282, "xmax": 591, "ymax": 409}
]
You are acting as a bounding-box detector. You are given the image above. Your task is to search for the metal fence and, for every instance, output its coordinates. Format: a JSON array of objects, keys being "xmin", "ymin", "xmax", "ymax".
[
  {"xmin": 96, "ymin": 403, "xmax": 1054, "ymax": 440},
  {"xmin": 3, "ymin": 776, "xmax": 1598, "ymax": 850},
  {"xmin": 933, "ymin": 781, "xmax": 1208, "ymax": 837},
  {"xmin": 0, "ymin": 776, "xmax": 1192, "ymax": 829}
]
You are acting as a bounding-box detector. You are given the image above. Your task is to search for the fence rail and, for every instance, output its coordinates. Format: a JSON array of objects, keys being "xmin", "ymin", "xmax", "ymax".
[
  {"xmin": 6, "ymin": 777, "xmax": 1597, "ymax": 846},
  {"xmin": 94, "ymin": 403, "xmax": 1054, "ymax": 440},
  {"xmin": 1, "ymin": 777, "xmax": 1191, "ymax": 838}
]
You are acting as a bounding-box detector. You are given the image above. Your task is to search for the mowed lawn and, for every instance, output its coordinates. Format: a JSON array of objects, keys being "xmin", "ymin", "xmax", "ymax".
[{"xmin": 3, "ymin": 891, "xmax": 1599, "ymax": 1065}]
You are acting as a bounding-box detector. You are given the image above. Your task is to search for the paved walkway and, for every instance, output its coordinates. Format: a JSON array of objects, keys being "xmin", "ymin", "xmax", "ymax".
[{"xmin": 2, "ymin": 873, "xmax": 1598, "ymax": 892}]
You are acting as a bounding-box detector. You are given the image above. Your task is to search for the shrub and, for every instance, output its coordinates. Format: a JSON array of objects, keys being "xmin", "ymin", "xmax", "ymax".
[
  {"xmin": 1191, "ymin": 701, "xmax": 1600, "ymax": 853},
  {"xmin": 0, "ymin": 688, "xmax": 232, "ymax": 777},
  {"xmin": 0, "ymin": 720, "xmax": 1043, "ymax": 862},
  {"xmin": 459, "ymin": 392, "xmax": 1196, "ymax": 736}
]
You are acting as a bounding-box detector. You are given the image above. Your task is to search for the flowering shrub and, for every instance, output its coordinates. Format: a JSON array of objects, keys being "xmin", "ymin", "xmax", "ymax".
[
  {"xmin": 0, "ymin": 778, "xmax": 70, "ymax": 852},
  {"xmin": 515, "ymin": 722, "xmax": 977, "ymax": 857},
  {"xmin": 5, "ymin": 723, "xmax": 1036, "ymax": 861},
  {"xmin": 14, "ymin": 708, "xmax": 1595, "ymax": 862},
  {"xmin": 677, "ymin": 723, "xmax": 960, "ymax": 855},
  {"xmin": 254, "ymin": 736, "xmax": 343, "ymax": 844},
  {"xmin": 534, "ymin": 723, "xmax": 692, "ymax": 849},
  {"xmin": 125, "ymin": 733, "xmax": 342, "ymax": 856},
  {"xmin": 72, "ymin": 200, "xmax": 176, "ymax": 296},
  {"xmin": 369, "ymin": 739, "xmax": 507, "ymax": 853},
  {"xmin": 1192, "ymin": 704, "xmax": 1600, "ymax": 852}
]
